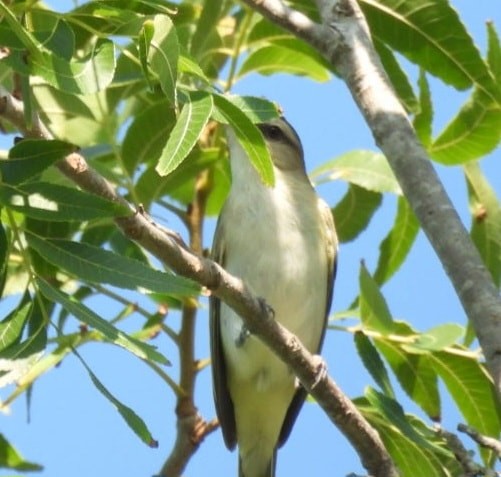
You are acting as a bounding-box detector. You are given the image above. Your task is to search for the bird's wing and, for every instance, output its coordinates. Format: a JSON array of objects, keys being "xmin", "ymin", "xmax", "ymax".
[
  {"xmin": 209, "ymin": 215, "xmax": 237, "ymax": 450},
  {"xmin": 278, "ymin": 199, "xmax": 338, "ymax": 447}
]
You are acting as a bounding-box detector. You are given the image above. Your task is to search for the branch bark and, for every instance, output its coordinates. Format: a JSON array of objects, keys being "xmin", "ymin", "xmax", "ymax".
[
  {"xmin": 239, "ymin": 0, "xmax": 501, "ymax": 397},
  {"xmin": 0, "ymin": 91, "xmax": 399, "ymax": 477}
]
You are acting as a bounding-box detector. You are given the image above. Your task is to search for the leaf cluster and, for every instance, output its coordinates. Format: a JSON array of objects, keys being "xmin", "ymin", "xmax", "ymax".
[{"xmin": 0, "ymin": 0, "xmax": 500, "ymax": 475}]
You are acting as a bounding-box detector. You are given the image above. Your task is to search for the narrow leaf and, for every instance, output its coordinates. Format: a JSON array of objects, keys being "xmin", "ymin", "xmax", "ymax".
[
  {"xmin": 487, "ymin": 22, "xmax": 501, "ymax": 81},
  {"xmin": 359, "ymin": 263, "xmax": 394, "ymax": 333},
  {"xmin": 213, "ymin": 93, "xmax": 274, "ymax": 186},
  {"xmin": 0, "ymin": 182, "xmax": 130, "ymax": 221},
  {"xmin": 407, "ymin": 324, "xmax": 464, "ymax": 352},
  {"xmin": 374, "ymin": 196, "xmax": 419, "ymax": 285},
  {"xmin": 26, "ymin": 233, "xmax": 199, "ymax": 296},
  {"xmin": 0, "ymin": 434, "xmax": 43, "ymax": 472},
  {"xmin": 0, "ymin": 303, "xmax": 31, "ymax": 352},
  {"xmin": 431, "ymin": 351, "xmax": 501, "ymax": 439},
  {"xmin": 413, "ymin": 69, "xmax": 433, "ymax": 147},
  {"xmin": 464, "ymin": 162, "xmax": 501, "ymax": 286},
  {"xmin": 2, "ymin": 139, "xmax": 77, "ymax": 185},
  {"xmin": 354, "ymin": 331, "xmax": 395, "ymax": 397},
  {"xmin": 331, "ymin": 184, "xmax": 382, "ymax": 243},
  {"xmin": 311, "ymin": 150, "xmax": 401, "ymax": 194},
  {"xmin": 30, "ymin": 39, "xmax": 116, "ymax": 94},
  {"xmin": 155, "ymin": 92, "xmax": 213, "ymax": 176},
  {"xmin": 374, "ymin": 38, "xmax": 418, "ymax": 113},
  {"xmin": 376, "ymin": 337, "xmax": 441, "ymax": 419},
  {"xmin": 36, "ymin": 278, "xmax": 169, "ymax": 365},
  {"xmin": 145, "ymin": 14, "xmax": 179, "ymax": 104},
  {"xmin": 75, "ymin": 351, "xmax": 158, "ymax": 447},
  {"xmin": 360, "ymin": 0, "xmax": 500, "ymax": 103},
  {"xmin": 430, "ymin": 89, "xmax": 501, "ymax": 164},
  {"xmin": 122, "ymin": 100, "xmax": 175, "ymax": 176},
  {"xmin": 238, "ymin": 44, "xmax": 330, "ymax": 82}
]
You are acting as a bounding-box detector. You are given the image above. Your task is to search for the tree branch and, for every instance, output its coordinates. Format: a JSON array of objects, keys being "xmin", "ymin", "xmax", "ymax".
[
  {"xmin": 239, "ymin": 0, "xmax": 501, "ymax": 398},
  {"xmin": 0, "ymin": 90, "xmax": 398, "ymax": 477}
]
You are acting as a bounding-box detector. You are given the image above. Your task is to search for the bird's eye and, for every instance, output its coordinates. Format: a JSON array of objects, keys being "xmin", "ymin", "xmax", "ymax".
[{"xmin": 260, "ymin": 124, "xmax": 284, "ymax": 141}]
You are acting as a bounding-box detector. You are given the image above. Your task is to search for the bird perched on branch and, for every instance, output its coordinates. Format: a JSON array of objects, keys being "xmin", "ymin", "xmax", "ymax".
[{"xmin": 210, "ymin": 116, "xmax": 337, "ymax": 477}]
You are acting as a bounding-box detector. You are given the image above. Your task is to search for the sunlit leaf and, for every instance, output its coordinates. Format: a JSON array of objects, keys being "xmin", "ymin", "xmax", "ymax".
[
  {"xmin": 413, "ymin": 70, "xmax": 433, "ymax": 147},
  {"xmin": 0, "ymin": 182, "xmax": 130, "ymax": 221},
  {"xmin": 213, "ymin": 93, "xmax": 274, "ymax": 186},
  {"xmin": 26, "ymin": 233, "xmax": 198, "ymax": 296},
  {"xmin": 238, "ymin": 41, "xmax": 330, "ymax": 82},
  {"xmin": 0, "ymin": 434, "xmax": 43, "ymax": 472},
  {"xmin": 354, "ymin": 331, "xmax": 395, "ymax": 397},
  {"xmin": 376, "ymin": 335, "xmax": 440, "ymax": 419},
  {"xmin": 36, "ymin": 278, "xmax": 169, "ymax": 365},
  {"xmin": 374, "ymin": 196, "xmax": 419, "ymax": 285},
  {"xmin": 155, "ymin": 92, "xmax": 213, "ymax": 176},
  {"xmin": 142, "ymin": 14, "xmax": 179, "ymax": 104},
  {"xmin": 359, "ymin": 263, "xmax": 394, "ymax": 333},
  {"xmin": 405, "ymin": 324, "xmax": 464, "ymax": 352},
  {"xmin": 30, "ymin": 39, "xmax": 116, "ymax": 94},
  {"xmin": 374, "ymin": 39, "xmax": 418, "ymax": 113},
  {"xmin": 0, "ymin": 302, "xmax": 31, "ymax": 352},
  {"xmin": 311, "ymin": 150, "xmax": 401, "ymax": 194},
  {"xmin": 487, "ymin": 22, "xmax": 501, "ymax": 81},
  {"xmin": 465, "ymin": 162, "xmax": 501, "ymax": 286},
  {"xmin": 331, "ymin": 184, "xmax": 382, "ymax": 243},
  {"xmin": 430, "ymin": 89, "xmax": 501, "ymax": 164},
  {"xmin": 431, "ymin": 351, "xmax": 501, "ymax": 440},
  {"xmin": 360, "ymin": 0, "xmax": 501, "ymax": 103}
]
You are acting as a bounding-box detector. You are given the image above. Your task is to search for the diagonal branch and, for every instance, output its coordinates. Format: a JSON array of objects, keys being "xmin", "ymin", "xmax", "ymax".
[
  {"xmin": 0, "ymin": 90, "xmax": 398, "ymax": 477},
  {"xmin": 239, "ymin": 0, "xmax": 501, "ymax": 398}
]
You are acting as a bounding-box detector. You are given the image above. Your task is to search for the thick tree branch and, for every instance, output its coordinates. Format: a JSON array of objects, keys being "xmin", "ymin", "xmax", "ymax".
[
  {"xmin": 0, "ymin": 91, "xmax": 398, "ymax": 477},
  {"xmin": 239, "ymin": 0, "xmax": 501, "ymax": 398}
]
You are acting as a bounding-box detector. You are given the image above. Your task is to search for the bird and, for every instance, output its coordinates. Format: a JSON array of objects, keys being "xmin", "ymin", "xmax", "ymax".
[{"xmin": 210, "ymin": 116, "xmax": 337, "ymax": 477}]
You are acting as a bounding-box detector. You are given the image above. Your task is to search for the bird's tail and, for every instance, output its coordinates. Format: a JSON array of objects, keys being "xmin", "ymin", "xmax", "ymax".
[{"xmin": 238, "ymin": 448, "xmax": 276, "ymax": 477}]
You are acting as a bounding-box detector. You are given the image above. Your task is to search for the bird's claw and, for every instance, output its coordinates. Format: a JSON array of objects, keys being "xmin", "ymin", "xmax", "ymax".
[{"xmin": 311, "ymin": 355, "xmax": 328, "ymax": 389}]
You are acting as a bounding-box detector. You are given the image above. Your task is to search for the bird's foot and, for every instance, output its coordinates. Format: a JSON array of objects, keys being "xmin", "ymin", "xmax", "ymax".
[{"xmin": 236, "ymin": 325, "xmax": 251, "ymax": 347}]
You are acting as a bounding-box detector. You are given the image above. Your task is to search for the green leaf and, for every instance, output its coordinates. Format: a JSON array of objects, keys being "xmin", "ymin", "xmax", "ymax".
[
  {"xmin": 211, "ymin": 96, "xmax": 280, "ymax": 124},
  {"xmin": 331, "ymin": 184, "xmax": 382, "ymax": 243},
  {"xmin": 2, "ymin": 139, "xmax": 77, "ymax": 185},
  {"xmin": 213, "ymin": 93, "xmax": 274, "ymax": 186},
  {"xmin": 360, "ymin": 0, "xmax": 501, "ymax": 103},
  {"xmin": 190, "ymin": 0, "xmax": 224, "ymax": 59},
  {"xmin": 359, "ymin": 262, "xmax": 394, "ymax": 334},
  {"xmin": 0, "ymin": 297, "xmax": 47, "ymax": 388},
  {"xmin": 359, "ymin": 401, "xmax": 452, "ymax": 477},
  {"xmin": 30, "ymin": 39, "xmax": 116, "ymax": 95},
  {"xmin": 406, "ymin": 324, "xmax": 464, "ymax": 352},
  {"xmin": 373, "ymin": 196, "xmax": 419, "ymax": 285},
  {"xmin": 75, "ymin": 350, "xmax": 158, "ymax": 447},
  {"xmin": 413, "ymin": 70, "xmax": 433, "ymax": 147},
  {"xmin": 365, "ymin": 387, "xmax": 443, "ymax": 451},
  {"xmin": 238, "ymin": 41, "xmax": 330, "ymax": 82},
  {"xmin": 354, "ymin": 331, "xmax": 395, "ymax": 397},
  {"xmin": 0, "ymin": 303, "xmax": 31, "ymax": 352},
  {"xmin": 0, "ymin": 182, "xmax": 130, "ymax": 221},
  {"xmin": 121, "ymin": 99, "xmax": 175, "ymax": 176},
  {"xmin": 155, "ymin": 92, "xmax": 213, "ymax": 176},
  {"xmin": 464, "ymin": 162, "xmax": 501, "ymax": 286},
  {"xmin": 430, "ymin": 89, "xmax": 501, "ymax": 164},
  {"xmin": 0, "ymin": 434, "xmax": 43, "ymax": 472},
  {"xmin": 374, "ymin": 39, "xmax": 419, "ymax": 113},
  {"xmin": 143, "ymin": 14, "xmax": 179, "ymax": 104},
  {"xmin": 36, "ymin": 278, "xmax": 168, "ymax": 365},
  {"xmin": 26, "ymin": 233, "xmax": 199, "ymax": 296},
  {"xmin": 311, "ymin": 150, "xmax": 401, "ymax": 194},
  {"xmin": 376, "ymin": 337, "xmax": 440, "ymax": 419},
  {"xmin": 0, "ymin": 222, "xmax": 7, "ymax": 290},
  {"xmin": 431, "ymin": 351, "xmax": 501, "ymax": 440},
  {"xmin": 487, "ymin": 22, "xmax": 501, "ymax": 81}
]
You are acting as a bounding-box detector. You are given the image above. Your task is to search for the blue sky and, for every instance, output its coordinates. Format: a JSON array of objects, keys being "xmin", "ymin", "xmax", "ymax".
[{"xmin": 1, "ymin": 1, "xmax": 500, "ymax": 476}]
